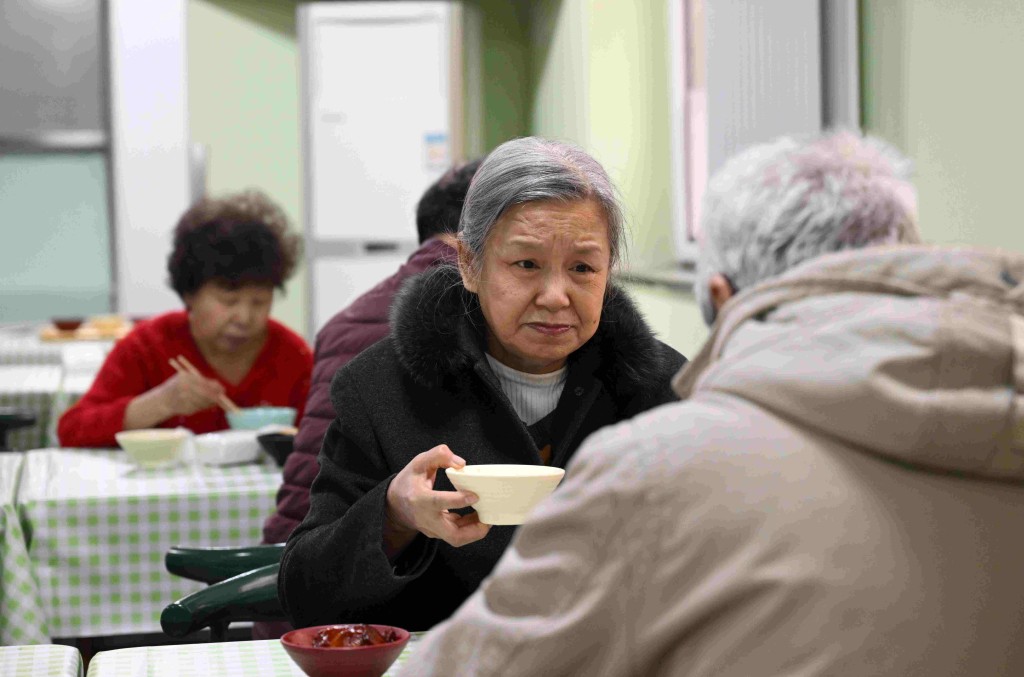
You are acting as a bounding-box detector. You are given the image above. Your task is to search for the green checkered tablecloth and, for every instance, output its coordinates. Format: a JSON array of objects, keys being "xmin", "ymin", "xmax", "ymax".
[
  {"xmin": 14, "ymin": 449, "xmax": 280, "ymax": 640},
  {"xmin": 87, "ymin": 636, "xmax": 421, "ymax": 676},
  {"xmin": 0, "ymin": 454, "xmax": 49, "ymax": 645},
  {"xmin": 0, "ymin": 365, "xmax": 63, "ymax": 450},
  {"xmin": 0, "ymin": 644, "xmax": 83, "ymax": 677}
]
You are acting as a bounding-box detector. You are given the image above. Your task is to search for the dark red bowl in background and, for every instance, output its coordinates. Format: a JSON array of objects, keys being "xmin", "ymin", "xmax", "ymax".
[
  {"xmin": 52, "ymin": 317, "xmax": 84, "ymax": 331},
  {"xmin": 281, "ymin": 624, "xmax": 410, "ymax": 677}
]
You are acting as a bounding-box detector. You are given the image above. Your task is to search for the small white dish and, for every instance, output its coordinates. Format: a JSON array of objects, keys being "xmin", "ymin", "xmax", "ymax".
[
  {"xmin": 193, "ymin": 430, "xmax": 261, "ymax": 466},
  {"xmin": 115, "ymin": 428, "xmax": 189, "ymax": 469},
  {"xmin": 445, "ymin": 464, "xmax": 566, "ymax": 525}
]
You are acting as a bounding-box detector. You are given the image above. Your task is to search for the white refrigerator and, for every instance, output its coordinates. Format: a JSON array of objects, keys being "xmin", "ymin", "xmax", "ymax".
[{"xmin": 299, "ymin": 1, "xmax": 461, "ymax": 337}]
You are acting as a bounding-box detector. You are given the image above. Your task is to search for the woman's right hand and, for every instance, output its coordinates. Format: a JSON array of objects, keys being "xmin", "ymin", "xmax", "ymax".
[
  {"xmin": 156, "ymin": 371, "xmax": 226, "ymax": 417},
  {"xmin": 385, "ymin": 445, "xmax": 490, "ymax": 552}
]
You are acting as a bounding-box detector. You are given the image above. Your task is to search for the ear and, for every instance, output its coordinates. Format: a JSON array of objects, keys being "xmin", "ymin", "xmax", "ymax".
[
  {"xmin": 708, "ymin": 273, "xmax": 735, "ymax": 313},
  {"xmin": 456, "ymin": 240, "xmax": 479, "ymax": 294},
  {"xmin": 182, "ymin": 293, "xmax": 195, "ymax": 311}
]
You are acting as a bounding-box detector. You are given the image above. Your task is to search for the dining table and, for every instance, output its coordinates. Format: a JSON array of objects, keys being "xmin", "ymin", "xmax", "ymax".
[
  {"xmin": 4, "ymin": 447, "xmax": 280, "ymax": 643},
  {"xmin": 0, "ymin": 643, "xmax": 84, "ymax": 677},
  {"xmin": 86, "ymin": 636, "xmax": 422, "ymax": 677}
]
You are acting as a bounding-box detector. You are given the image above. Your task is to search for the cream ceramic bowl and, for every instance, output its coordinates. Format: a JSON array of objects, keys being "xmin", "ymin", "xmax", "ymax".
[
  {"xmin": 115, "ymin": 429, "xmax": 189, "ymax": 469},
  {"xmin": 193, "ymin": 430, "xmax": 261, "ymax": 466},
  {"xmin": 445, "ymin": 464, "xmax": 566, "ymax": 525}
]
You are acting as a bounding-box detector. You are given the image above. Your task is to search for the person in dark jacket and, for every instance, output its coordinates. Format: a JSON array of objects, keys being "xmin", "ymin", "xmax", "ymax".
[
  {"xmin": 279, "ymin": 137, "xmax": 687, "ymax": 632},
  {"xmin": 262, "ymin": 160, "xmax": 483, "ymax": 547}
]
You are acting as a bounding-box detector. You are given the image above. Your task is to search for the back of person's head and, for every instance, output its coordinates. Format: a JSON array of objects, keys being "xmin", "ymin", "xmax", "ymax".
[
  {"xmin": 415, "ymin": 159, "xmax": 484, "ymax": 244},
  {"xmin": 696, "ymin": 130, "xmax": 921, "ymax": 324}
]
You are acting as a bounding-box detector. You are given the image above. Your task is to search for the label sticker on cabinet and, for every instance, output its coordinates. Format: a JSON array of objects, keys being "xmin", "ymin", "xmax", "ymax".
[{"xmin": 425, "ymin": 132, "xmax": 449, "ymax": 170}]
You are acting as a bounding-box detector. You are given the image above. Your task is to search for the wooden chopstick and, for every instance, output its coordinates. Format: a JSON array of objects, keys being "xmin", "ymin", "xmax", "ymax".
[{"xmin": 168, "ymin": 355, "xmax": 242, "ymax": 414}]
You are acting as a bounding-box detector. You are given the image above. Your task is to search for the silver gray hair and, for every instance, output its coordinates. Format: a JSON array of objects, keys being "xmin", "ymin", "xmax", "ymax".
[
  {"xmin": 458, "ymin": 136, "xmax": 624, "ymax": 269},
  {"xmin": 696, "ymin": 130, "xmax": 921, "ymax": 324}
]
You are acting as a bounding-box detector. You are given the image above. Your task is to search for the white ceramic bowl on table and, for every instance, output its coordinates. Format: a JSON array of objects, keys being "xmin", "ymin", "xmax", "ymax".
[
  {"xmin": 115, "ymin": 429, "xmax": 189, "ymax": 469},
  {"xmin": 193, "ymin": 430, "xmax": 261, "ymax": 466},
  {"xmin": 445, "ymin": 464, "xmax": 566, "ymax": 525}
]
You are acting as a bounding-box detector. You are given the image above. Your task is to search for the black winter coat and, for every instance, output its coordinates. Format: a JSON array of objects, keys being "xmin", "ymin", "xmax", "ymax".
[{"xmin": 279, "ymin": 265, "xmax": 687, "ymax": 631}]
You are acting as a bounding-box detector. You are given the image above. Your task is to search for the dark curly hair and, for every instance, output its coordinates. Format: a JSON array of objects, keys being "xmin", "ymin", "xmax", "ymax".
[
  {"xmin": 168, "ymin": 190, "xmax": 301, "ymax": 299},
  {"xmin": 415, "ymin": 159, "xmax": 483, "ymax": 243}
]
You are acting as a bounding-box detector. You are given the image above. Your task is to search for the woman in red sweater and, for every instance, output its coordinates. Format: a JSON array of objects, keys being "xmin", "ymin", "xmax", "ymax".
[{"xmin": 58, "ymin": 191, "xmax": 313, "ymax": 448}]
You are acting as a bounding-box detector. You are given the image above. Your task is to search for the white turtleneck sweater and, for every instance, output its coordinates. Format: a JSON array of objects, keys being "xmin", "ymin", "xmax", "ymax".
[{"xmin": 484, "ymin": 354, "xmax": 567, "ymax": 426}]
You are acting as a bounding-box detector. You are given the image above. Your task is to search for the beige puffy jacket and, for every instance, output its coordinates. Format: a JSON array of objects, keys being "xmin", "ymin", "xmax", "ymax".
[{"xmin": 398, "ymin": 245, "xmax": 1024, "ymax": 677}]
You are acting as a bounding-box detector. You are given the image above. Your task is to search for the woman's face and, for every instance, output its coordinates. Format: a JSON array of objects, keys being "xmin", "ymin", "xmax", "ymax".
[
  {"xmin": 459, "ymin": 198, "xmax": 611, "ymax": 374},
  {"xmin": 185, "ymin": 281, "xmax": 274, "ymax": 357}
]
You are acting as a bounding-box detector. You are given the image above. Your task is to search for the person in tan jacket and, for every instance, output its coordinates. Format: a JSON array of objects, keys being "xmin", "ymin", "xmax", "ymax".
[{"xmin": 398, "ymin": 133, "xmax": 1024, "ymax": 676}]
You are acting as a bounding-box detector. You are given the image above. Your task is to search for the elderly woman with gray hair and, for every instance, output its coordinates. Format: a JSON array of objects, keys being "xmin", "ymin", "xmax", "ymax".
[{"xmin": 279, "ymin": 137, "xmax": 686, "ymax": 631}]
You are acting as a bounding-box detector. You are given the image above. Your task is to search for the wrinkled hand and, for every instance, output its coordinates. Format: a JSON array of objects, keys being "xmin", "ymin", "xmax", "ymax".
[
  {"xmin": 386, "ymin": 445, "xmax": 491, "ymax": 548},
  {"xmin": 158, "ymin": 371, "xmax": 226, "ymax": 417}
]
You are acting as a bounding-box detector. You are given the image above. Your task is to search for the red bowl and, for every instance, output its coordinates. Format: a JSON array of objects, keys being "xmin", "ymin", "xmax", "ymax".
[
  {"xmin": 52, "ymin": 317, "xmax": 84, "ymax": 331},
  {"xmin": 281, "ymin": 625, "xmax": 410, "ymax": 677}
]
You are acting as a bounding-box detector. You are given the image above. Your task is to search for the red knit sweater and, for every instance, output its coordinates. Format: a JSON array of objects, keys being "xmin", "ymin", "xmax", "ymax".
[{"xmin": 58, "ymin": 310, "xmax": 313, "ymax": 448}]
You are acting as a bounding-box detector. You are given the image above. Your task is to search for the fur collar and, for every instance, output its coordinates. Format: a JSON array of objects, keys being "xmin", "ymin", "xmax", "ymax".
[{"xmin": 390, "ymin": 265, "xmax": 669, "ymax": 397}]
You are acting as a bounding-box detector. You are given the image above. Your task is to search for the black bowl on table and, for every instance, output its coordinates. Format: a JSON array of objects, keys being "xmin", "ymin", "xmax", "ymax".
[{"xmin": 257, "ymin": 432, "xmax": 295, "ymax": 467}]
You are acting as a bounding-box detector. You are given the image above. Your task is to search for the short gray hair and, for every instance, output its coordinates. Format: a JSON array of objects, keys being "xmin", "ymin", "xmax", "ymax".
[
  {"xmin": 458, "ymin": 137, "xmax": 624, "ymax": 268},
  {"xmin": 696, "ymin": 130, "xmax": 921, "ymax": 324}
]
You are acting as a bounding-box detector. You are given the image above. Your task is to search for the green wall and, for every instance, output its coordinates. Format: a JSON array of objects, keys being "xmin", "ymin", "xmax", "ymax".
[
  {"xmin": 463, "ymin": 1, "xmax": 531, "ymax": 154},
  {"xmin": 188, "ymin": 0, "xmax": 306, "ymax": 336},
  {"xmin": 529, "ymin": 0, "xmax": 590, "ymax": 145},
  {"xmin": 861, "ymin": 0, "xmax": 1024, "ymax": 252}
]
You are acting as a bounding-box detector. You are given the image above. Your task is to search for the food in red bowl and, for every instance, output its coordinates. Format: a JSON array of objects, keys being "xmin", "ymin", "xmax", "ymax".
[
  {"xmin": 52, "ymin": 317, "xmax": 84, "ymax": 332},
  {"xmin": 281, "ymin": 624, "xmax": 410, "ymax": 677}
]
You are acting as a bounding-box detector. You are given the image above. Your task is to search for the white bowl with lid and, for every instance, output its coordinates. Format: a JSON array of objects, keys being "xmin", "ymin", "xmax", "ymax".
[{"xmin": 193, "ymin": 430, "xmax": 261, "ymax": 466}]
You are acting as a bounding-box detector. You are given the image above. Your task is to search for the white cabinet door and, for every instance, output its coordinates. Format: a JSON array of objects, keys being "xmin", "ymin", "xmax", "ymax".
[
  {"xmin": 312, "ymin": 254, "xmax": 410, "ymax": 335},
  {"xmin": 300, "ymin": 1, "xmax": 454, "ymax": 245},
  {"xmin": 300, "ymin": 2, "xmax": 458, "ymax": 337}
]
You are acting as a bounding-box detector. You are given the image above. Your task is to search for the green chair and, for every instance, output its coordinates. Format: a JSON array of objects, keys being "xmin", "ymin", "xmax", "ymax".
[{"xmin": 161, "ymin": 544, "xmax": 285, "ymax": 641}]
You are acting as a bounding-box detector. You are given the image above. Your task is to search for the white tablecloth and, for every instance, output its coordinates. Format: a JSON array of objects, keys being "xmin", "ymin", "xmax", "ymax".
[{"xmin": 0, "ymin": 327, "xmax": 111, "ymax": 370}]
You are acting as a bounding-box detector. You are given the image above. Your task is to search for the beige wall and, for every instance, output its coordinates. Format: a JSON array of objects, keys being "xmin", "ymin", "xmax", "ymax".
[{"xmin": 862, "ymin": 0, "xmax": 1024, "ymax": 252}]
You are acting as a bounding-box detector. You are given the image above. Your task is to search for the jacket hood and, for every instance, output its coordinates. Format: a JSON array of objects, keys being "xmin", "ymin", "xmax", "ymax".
[
  {"xmin": 390, "ymin": 264, "xmax": 669, "ymax": 396},
  {"xmin": 675, "ymin": 245, "xmax": 1024, "ymax": 483}
]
